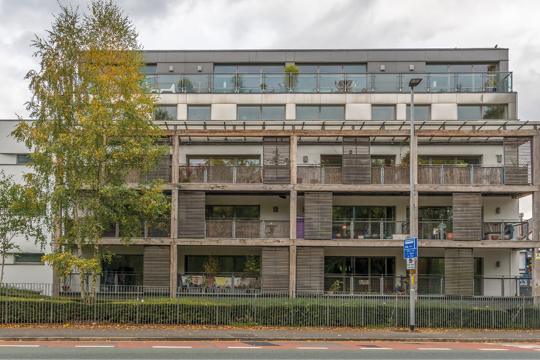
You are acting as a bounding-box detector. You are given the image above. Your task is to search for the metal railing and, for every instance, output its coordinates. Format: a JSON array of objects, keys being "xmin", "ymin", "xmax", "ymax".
[
  {"xmin": 147, "ymin": 71, "xmax": 512, "ymax": 94},
  {"xmin": 102, "ymin": 218, "xmax": 170, "ymax": 238},
  {"xmin": 297, "ymin": 165, "xmax": 409, "ymax": 185},
  {"xmin": 418, "ymin": 220, "xmax": 453, "ymax": 240},
  {"xmin": 325, "ymin": 275, "xmax": 409, "ymax": 294},
  {"xmin": 483, "ymin": 219, "xmax": 531, "ymax": 241},
  {"xmin": 179, "ymin": 273, "xmax": 261, "ymax": 293},
  {"xmin": 419, "ymin": 165, "xmax": 532, "ymax": 185},
  {"xmin": 1, "ymin": 283, "xmax": 538, "ymax": 328},
  {"xmin": 179, "ymin": 165, "xmax": 262, "ymax": 184},
  {"xmin": 331, "ymin": 219, "xmax": 409, "ymax": 240},
  {"xmin": 205, "ymin": 219, "xmax": 289, "ymax": 239}
]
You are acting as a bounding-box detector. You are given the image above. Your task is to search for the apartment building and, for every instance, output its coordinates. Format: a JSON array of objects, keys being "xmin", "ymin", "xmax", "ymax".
[{"xmin": 2, "ymin": 48, "xmax": 539, "ymax": 297}]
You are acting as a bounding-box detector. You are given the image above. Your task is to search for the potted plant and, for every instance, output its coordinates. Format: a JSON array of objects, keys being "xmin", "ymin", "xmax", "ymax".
[
  {"xmin": 328, "ymin": 280, "xmax": 343, "ymax": 294},
  {"xmin": 203, "ymin": 255, "xmax": 221, "ymax": 289},
  {"xmin": 361, "ymin": 87, "xmax": 368, "ymax": 93},
  {"xmin": 284, "ymin": 64, "xmax": 300, "ymax": 92}
]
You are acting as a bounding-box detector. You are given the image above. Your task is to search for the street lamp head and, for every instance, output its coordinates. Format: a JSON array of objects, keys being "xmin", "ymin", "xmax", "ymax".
[{"xmin": 409, "ymin": 78, "xmax": 422, "ymax": 88}]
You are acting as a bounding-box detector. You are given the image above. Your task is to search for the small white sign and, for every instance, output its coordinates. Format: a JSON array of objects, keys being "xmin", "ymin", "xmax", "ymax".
[
  {"xmin": 536, "ymin": 253, "xmax": 540, "ymax": 260},
  {"xmin": 406, "ymin": 258, "xmax": 416, "ymax": 270}
]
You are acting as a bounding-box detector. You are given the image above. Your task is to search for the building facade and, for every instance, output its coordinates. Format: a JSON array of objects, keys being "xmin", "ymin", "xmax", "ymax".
[{"xmin": 1, "ymin": 48, "xmax": 539, "ymax": 297}]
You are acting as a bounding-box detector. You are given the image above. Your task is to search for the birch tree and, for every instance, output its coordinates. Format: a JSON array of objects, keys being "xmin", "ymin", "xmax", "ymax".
[
  {"xmin": 13, "ymin": 1, "xmax": 170, "ymax": 301},
  {"xmin": 0, "ymin": 171, "xmax": 46, "ymax": 285}
]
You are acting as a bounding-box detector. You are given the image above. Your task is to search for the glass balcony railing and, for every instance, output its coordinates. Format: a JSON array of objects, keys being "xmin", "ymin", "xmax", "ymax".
[
  {"xmin": 331, "ymin": 219, "xmax": 409, "ymax": 240},
  {"xmin": 179, "ymin": 165, "xmax": 262, "ymax": 184},
  {"xmin": 146, "ymin": 72, "xmax": 512, "ymax": 94}
]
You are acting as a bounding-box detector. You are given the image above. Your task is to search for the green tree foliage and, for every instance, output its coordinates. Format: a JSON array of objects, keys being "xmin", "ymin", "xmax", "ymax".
[
  {"xmin": 12, "ymin": 1, "xmax": 170, "ymax": 301},
  {"xmin": 0, "ymin": 171, "xmax": 46, "ymax": 284}
]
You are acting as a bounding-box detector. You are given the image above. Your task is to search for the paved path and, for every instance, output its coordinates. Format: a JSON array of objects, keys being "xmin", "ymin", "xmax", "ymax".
[
  {"xmin": 0, "ymin": 341, "xmax": 539, "ymax": 359},
  {"xmin": 0, "ymin": 326, "xmax": 539, "ymax": 342}
]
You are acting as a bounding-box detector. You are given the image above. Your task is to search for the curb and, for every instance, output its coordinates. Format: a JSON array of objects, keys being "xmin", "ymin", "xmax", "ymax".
[{"xmin": 0, "ymin": 336, "xmax": 539, "ymax": 343}]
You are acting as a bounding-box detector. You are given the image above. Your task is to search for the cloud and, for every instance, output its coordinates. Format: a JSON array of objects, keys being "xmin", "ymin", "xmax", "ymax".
[{"xmin": 1, "ymin": 0, "xmax": 539, "ymax": 119}]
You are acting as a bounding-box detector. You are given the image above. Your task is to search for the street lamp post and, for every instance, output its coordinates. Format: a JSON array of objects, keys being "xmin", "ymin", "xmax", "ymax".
[{"xmin": 408, "ymin": 78, "xmax": 422, "ymax": 331}]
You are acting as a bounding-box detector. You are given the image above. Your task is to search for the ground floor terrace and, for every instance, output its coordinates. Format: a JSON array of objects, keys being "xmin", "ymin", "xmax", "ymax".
[{"xmin": 58, "ymin": 244, "xmax": 531, "ymax": 298}]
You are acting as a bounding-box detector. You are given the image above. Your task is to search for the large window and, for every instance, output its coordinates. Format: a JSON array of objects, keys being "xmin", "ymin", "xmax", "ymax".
[
  {"xmin": 406, "ymin": 105, "xmax": 430, "ymax": 121},
  {"xmin": 188, "ymin": 106, "xmax": 211, "ymax": 120},
  {"xmin": 418, "ymin": 257, "xmax": 484, "ymax": 295},
  {"xmin": 426, "ymin": 64, "xmax": 497, "ymax": 73},
  {"xmin": 205, "ymin": 205, "xmax": 260, "ymax": 220},
  {"xmin": 185, "ymin": 255, "xmax": 259, "ymax": 274},
  {"xmin": 154, "ymin": 105, "xmax": 177, "ymax": 120},
  {"xmin": 332, "ymin": 206, "xmax": 396, "ymax": 240},
  {"xmin": 214, "ymin": 65, "xmax": 284, "ymax": 93},
  {"xmin": 214, "ymin": 65, "xmax": 284, "ymax": 74},
  {"xmin": 324, "ymin": 256, "xmax": 395, "ymax": 292},
  {"xmin": 296, "ymin": 64, "xmax": 366, "ymax": 74},
  {"xmin": 458, "ymin": 105, "xmax": 506, "ymax": 120},
  {"xmin": 17, "ymin": 155, "xmax": 33, "ymax": 164},
  {"xmin": 14, "ymin": 253, "xmax": 43, "ymax": 264},
  {"xmin": 424, "ymin": 156, "xmax": 481, "ymax": 165},
  {"xmin": 237, "ymin": 106, "xmax": 285, "ymax": 120},
  {"xmin": 296, "ymin": 106, "xmax": 344, "ymax": 120},
  {"xmin": 371, "ymin": 106, "xmax": 395, "ymax": 120}
]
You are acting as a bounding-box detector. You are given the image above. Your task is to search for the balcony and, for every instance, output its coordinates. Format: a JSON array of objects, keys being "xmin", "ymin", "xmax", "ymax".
[
  {"xmin": 205, "ymin": 219, "xmax": 289, "ymax": 239},
  {"xmin": 179, "ymin": 165, "xmax": 262, "ymax": 184},
  {"xmin": 298, "ymin": 165, "xmax": 409, "ymax": 185},
  {"xmin": 147, "ymin": 72, "xmax": 512, "ymax": 94},
  {"xmin": 103, "ymin": 218, "xmax": 171, "ymax": 238},
  {"xmin": 330, "ymin": 218, "xmax": 531, "ymax": 241}
]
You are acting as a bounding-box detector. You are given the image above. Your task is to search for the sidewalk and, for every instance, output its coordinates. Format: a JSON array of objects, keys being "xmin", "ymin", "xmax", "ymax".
[{"xmin": 0, "ymin": 326, "xmax": 539, "ymax": 342}]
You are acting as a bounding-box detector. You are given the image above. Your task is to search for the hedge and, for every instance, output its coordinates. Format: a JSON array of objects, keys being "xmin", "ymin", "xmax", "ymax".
[{"xmin": 1, "ymin": 296, "xmax": 539, "ymax": 329}]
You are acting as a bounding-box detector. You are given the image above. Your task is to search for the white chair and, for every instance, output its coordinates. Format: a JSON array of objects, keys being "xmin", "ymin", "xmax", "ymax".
[{"xmin": 159, "ymin": 84, "xmax": 176, "ymax": 93}]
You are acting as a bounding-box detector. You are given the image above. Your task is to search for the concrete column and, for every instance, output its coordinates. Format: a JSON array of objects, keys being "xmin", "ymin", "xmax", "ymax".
[
  {"xmin": 289, "ymin": 245, "xmax": 297, "ymax": 298},
  {"xmin": 290, "ymin": 134, "xmax": 298, "ymax": 184},
  {"xmin": 170, "ymin": 244, "xmax": 178, "ymax": 298},
  {"xmin": 290, "ymin": 190, "xmax": 297, "ymax": 240},
  {"xmin": 171, "ymin": 135, "xmax": 179, "ymax": 183},
  {"xmin": 171, "ymin": 189, "xmax": 178, "ymax": 239},
  {"xmin": 413, "ymin": 190, "xmax": 419, "ymax": 296}
]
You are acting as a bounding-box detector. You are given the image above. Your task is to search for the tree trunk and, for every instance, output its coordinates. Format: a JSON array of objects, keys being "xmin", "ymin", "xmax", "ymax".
[{"xmin": 77, "ymin": 242, "xmax": 87, "ymax": 301}]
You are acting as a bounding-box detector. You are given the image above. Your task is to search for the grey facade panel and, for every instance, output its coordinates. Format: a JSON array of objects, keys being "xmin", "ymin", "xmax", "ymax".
[
  {"xmin": 462, "ymin": 49, "xmax": 502, "ymax": 61},
  {"xmin": 214, "ymin": 51, "xmax": 250, "ymax": 63},
  {"xmin": 156, "ymin": 63, "xmax": 185, "ymax": 73},
  {"xmin": 367, "ymin": 62, "xmax": 398, "ymax": 73},
  {"xmin": 165, "ymin": 52, "xmax": 187, "ymax": 62},
  {"xmin": 145, "ymin": 53, "xmax": 158, "ymax": 63},
  {"xmin": 185, "ymin": 63, "xmax": 214, "ymax": 73},
  {"xmin": 367, "ymin": 51, "xmax": 398, "ymax": 61},
  {"xmin": 185, "ymin": 51, "xmax": 214, "ymax": 62},
  {"xmin": 396, "ymin": 61, "xmax": 426, "ymax": 73},
  {"xmin": 157, "ymin": 52, "xmax": 168, "ymax": 62},
  {"xmin": 294, "ymin": 51, "xmax": 333, "ymax": 62},
  {"xmin": 344, "ymin": 51, "xmax": 368, "ymax": 62},
  {"xmin": 251, "ymin": 51, "xmax": 287, "ymax": 62},
  {"xmin": 329, "ymin": 51, "xmax": 349, "ymax": 62},
  {"xmin": 396, "ymin": 50, "xmax": 426, "ymax": 61}
]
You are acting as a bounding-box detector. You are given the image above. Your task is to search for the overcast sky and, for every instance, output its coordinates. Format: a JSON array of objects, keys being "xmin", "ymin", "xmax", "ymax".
[{"xmin": 0, "ymin": 0, "xmax": 538, "ymax": 216}]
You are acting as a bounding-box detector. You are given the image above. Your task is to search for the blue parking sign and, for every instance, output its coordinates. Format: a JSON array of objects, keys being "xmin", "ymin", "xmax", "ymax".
[{"xmin": 404, "ymin": 238, "xmax": 418, "ymax": 259}]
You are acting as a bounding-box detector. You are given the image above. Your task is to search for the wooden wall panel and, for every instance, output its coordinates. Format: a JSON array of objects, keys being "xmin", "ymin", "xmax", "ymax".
[
  {"xmin": 504, "ymin": 137, "xmax": 532, "ymax": 185},
  {"xmin": 453, "ymin": 193, "xmax": 482, "ymax": 241},
  {"xmin": 296, "ymin": 247, "xmax": 324, "ymax": 292},
  {"xmin": 143, "ymin": 245, "xmax": 170, "ymax": 287},
  {"xmin": 445, "ymin": 248, "xmax": 474, "ymax": 295},
  {"xmin": 263, "ymin": 137, "xmax": 290, "ymax": 184},
  {"xmin": 261, "ymin": 247, "xmax": 290, "ymax": 292},
  {"xmin": 177, "ymin": 191, "xmax": 205, "ymax": 238},
  {"xmin": 342, "ymin": 137, "xmax": 370, "ymax": 184},
  {"xmin": 304, "ymin": 192, "xmax": 332, "ymax": 240}
]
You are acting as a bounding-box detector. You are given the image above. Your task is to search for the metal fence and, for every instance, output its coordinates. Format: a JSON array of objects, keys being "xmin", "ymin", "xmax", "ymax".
[
  {"xmin": 0, "ymin": 284, "xmax": 538, "ymax": 329},
  {"xmin": 205, "ymin": 219, "xmax": 289, "ymax": 239}
]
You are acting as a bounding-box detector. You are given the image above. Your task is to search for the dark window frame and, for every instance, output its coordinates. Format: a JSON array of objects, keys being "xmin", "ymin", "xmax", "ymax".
[
  {"xmin": 237, "ymin": 105, "xmax": 285, "ymax": 120},
  {"xmin": 13, "ymin": 253, "xmax": 44, "ymax": 264},
  {"xmin": 296, "ymin": 105, "xmax": 345, "ymax": 120},
  {"xmin": 188, "ymin": 105, "xmax": 211, "ymax": 120}
]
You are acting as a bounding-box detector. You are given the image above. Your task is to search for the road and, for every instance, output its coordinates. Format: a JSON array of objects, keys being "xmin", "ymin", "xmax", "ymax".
[{"xmin": 0, "ymin": 341, "xmax": 539, "ymax": 359}]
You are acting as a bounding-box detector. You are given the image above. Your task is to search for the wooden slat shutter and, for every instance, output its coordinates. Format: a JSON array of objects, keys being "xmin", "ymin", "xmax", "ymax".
[
  {"xmin": 145, "ymin": 138, "xmax": 172, "ymax": 182},
  {"xmin": 504, "ymin": 137, "xmax": 532, "ymax": 184},
  {"xmin": 453, "ymin": 193, "xmax": 482, "ymax": 240},
  {"xmin": 296, "ymin": 247, "xmax": 324, "ymax": 292},
  {"xmin": 445, "ymin": 248, "xmax": 474, "ymax": 295},
  {"xmin": 261, "ymin": 247, "xmax": 289, "ymax": 292},
  {"xmin": 145, "ymin": 154, "xmax": 172, "ymax": 182},
  {"xmin": 263, "ymin": 137, "xmax": 290, "ymax": 184},
  {"xmin": 304, "ymin": 192, "xmax": 332, "ymax": 240},
  {"xmin": 342, "ymin": 137, "xmax": 371, "ymax": 184},
  {"xmin": 143, "ymin": 246, "xmax": 170, "ymax": 287},
  {"xmin": 178, "ymin": 191, "xmax": 205, "ymax": 238}
]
